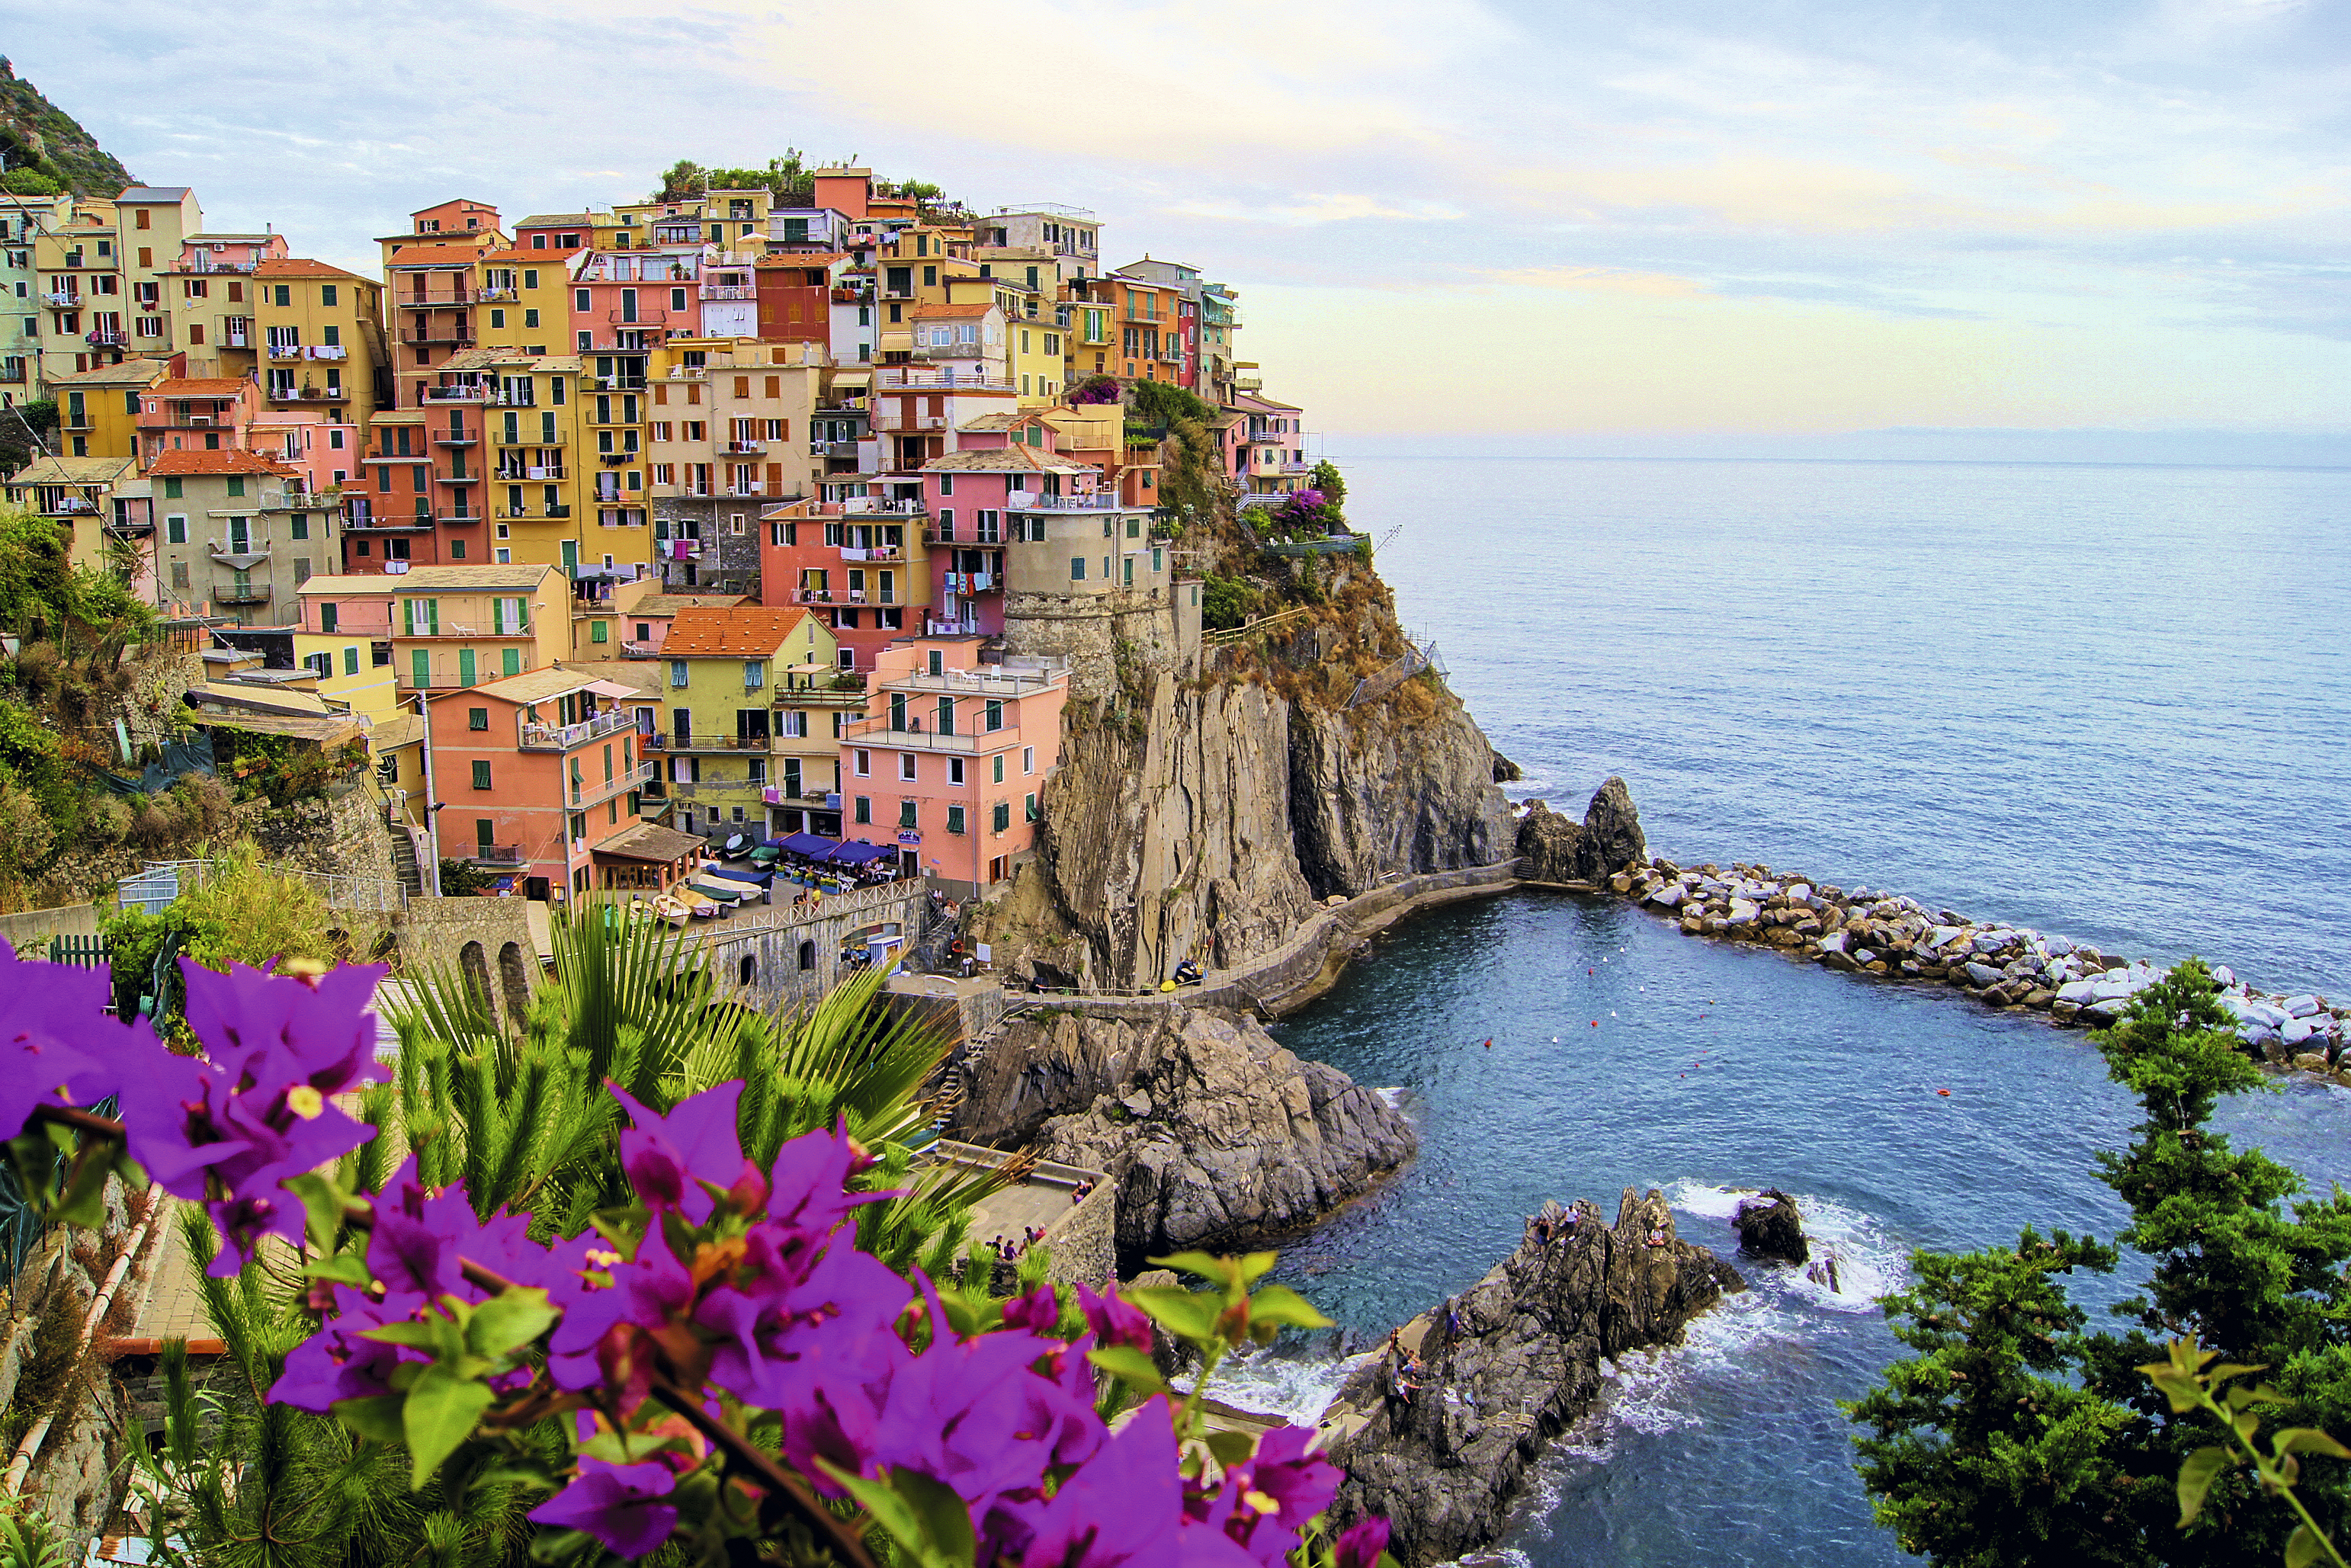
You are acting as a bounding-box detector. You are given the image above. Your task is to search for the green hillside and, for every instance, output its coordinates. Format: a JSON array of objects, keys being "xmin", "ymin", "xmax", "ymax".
[{"xmin": 0, "ymin": 56, "xmax": 134, "ymax": 197}]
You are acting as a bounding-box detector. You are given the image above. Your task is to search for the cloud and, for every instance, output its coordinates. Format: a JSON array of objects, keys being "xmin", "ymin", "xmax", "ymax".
[{"xmin": 1167, "ymin": 194, "xmax": 1464, "ymax": 226}]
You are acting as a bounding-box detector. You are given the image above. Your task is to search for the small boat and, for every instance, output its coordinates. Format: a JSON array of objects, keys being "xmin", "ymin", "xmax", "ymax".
[{"xmin": 721, "ymin": 832, "xmax": 752, "ymax": 858}]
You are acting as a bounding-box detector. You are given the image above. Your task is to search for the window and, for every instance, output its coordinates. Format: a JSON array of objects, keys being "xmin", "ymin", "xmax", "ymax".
[
  {"xmin": 575, "ymin": 288, "xmax": 592, "ymax": 312},
  {"xmin": 322, "ymin": 284, "xmax": 338, "ymax": 307},
  {"xmin": 854, "ymin": 795, "xmax": 871, "ymax": 824},
  {"xmin": 992, "ymin": 753, "xmax": 1005, "ymax": 784},
  {"xmin": 743, "ymin": 659, "xmax": 764, "ymax": 691},
  {"xmin": 984, "ymin": 699, "xmax": 1003, "ymax": 732},
  {"xmin": 945, "ymin": 805, "xmax": 966, "ymax": 835},
  {"xmin": 471, "ymin": 760, "xmax": 492, "ymax": 789},
  {"xmin": 165, "ymin": 514, "xmax": 186, "ymax": 544},
  {"xmin": 343, "ymin": 646, "xmax": 360, "ymax": 677},
  {"xmin": 797, "ymin": 939, "xmax": 816, "ymax": 970},
  {"xmin": 898, "ymin": 752, "xmax": 916, "ymax": 782},
  {"xmin": 670, "ymin": 659, "xmax": 688, "ymax": 688},
  {"xmin": 898, "ymin": 799, "xmax": 918, "ymax": 829},
  {"xmin": 948, "ymin": 758, "xmax": 965, "ymax": 785},
  {"xmin": 290, "ymin": 514, "xmax": 309, "ymax": 540},
  {"xmin": 1025, "ymin": 792, "xmax": 1038, "ymax": 822},
  {"xmin": 591, "ymin": 620, "xmax": 608, "ymax": 643},
  {"xmin": 993, "ymin": 801, "xmax": 1010, "ymax": 833},
  {"xmin": 1070, "ymin": 557, "xmax": 1086, "ymax": 581},
  {"xmin": 164, "ymin": 477, "xmax": 182, "ymax": 499},
  {"xmin": 1023, "ymin": 746, "xmax": 1034, "ymax": 774},
  {"xmin": 467, "ymin": 707, "xmax": 488, "ymax": 730},
  {"xmin": 854, "ymin": 749, "xmax": 871, "ymax": 776}
]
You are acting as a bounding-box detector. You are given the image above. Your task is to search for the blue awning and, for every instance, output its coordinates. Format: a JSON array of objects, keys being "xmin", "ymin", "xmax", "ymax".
[
  {"xmin": 828, "ymin": 840, "xmax": 896, "ymax": 865},
  {"xmin": 781, "ymin": 832, "xmax": 839, "ymax": 857}
]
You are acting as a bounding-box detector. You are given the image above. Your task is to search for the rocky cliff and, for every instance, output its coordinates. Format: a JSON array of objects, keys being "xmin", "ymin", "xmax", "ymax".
[
  {"xmin": 974, "ymin": 557, "xmax": 1516, "ymax": 992},
  {"xmin": 1515, "ymin": 776, "xmax": 1647, "ymax": 886},
  {"xmin": 944, "ymin": 1005, "xmax": 1416, "ymax": 1272},
  {"xmin": 1320, "ymin": 1191, "xmax": 1742, "ymax": 1566}
]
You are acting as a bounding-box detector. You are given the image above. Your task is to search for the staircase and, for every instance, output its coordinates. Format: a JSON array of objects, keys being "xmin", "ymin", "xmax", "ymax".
[{"xmin": 388, "ymin": 827, "xmax": 424, "ymax": 897}]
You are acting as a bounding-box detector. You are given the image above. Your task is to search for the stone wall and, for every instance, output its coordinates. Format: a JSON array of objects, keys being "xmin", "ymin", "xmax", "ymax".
[
  {"xmin": 395, "ymin": 896, "xmax": 541, "ymax": 1031},
  {"xmin": 0, "ymin": 901, "xmax": 99, "ymax": 955},
  {"xmin": 1001, "ymin": 583, "xmax": 1198, "ymax": 701},
  {"xmin": 240, "ymin": 778, "xmax": 400, "ymax": 890},
  {"xmin": 696, "ymin": 880, "xmax": 929, "ymax": 1013}
]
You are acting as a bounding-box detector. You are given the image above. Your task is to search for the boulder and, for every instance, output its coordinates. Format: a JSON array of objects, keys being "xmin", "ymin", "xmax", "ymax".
[
  {"xmin": 1731, "ymin": 1188, "xmax": 1809, "ymax": 1264},
  {"xmin": 951, "ymin": 1007, "xmax": 1416, "ymax": 1273},
  {"xmin": 1965, "ymin": 961, "xmax": 2003, "ymax": 989},
  {"xmin": 1577, "ymin": 777, "xmax": 1648, "ymax": 882},
  {"xmin": 1322, "ymin": 1192, "xmax": 1741, "ymax": 1566}
]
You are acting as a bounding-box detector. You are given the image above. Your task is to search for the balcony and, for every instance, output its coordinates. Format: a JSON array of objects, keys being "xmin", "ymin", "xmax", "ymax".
[
  {"xmin": 435, "ymin": 431, "xmax": 480, "ymax": 447},
  {"xmin": 701, "ymin": 284, "xmax": 756, "ymax": 300},
  {"xmin": 437, "ymin": 512, "xmax": 483, "ymax": 525},
  {"xmin": 835, "ymin": 544, "xmax": 903, "ymax": 562},
  {"xmin": 86, "ymin": 328, "xmax": 129, "ymax": 348},
  {"xmin": 871, "ymin": 413, "xmax": 946, "ymax": 433},
  {"xmin": 184, "ymin": 258, "xmax": 258, "ymax": 275},
  {"xmin": 572, "ymin": 760, "xmax": 657, "ymax": 810},
  {"xmin": 605, "ymin": 307, "xmax": 672, "ymax": 325},
  {"xmin": 494, "ymin": 465, "xmax": 567, "ymax": 481},
  {"xmin": 592, "ymin": 375, "xmax": 648, "ymax": 391},
  {"xmin": 877, "ymin": 667, "xmax": 1055, "ymax": 697},
  {"xmin": 478, "ymin": 286, "xmax": 518, "ymax": 302},
  {"xmin": 839, "ymin": 714, "xmax": 979, "ymax": 753},
  {"xmin": 40, "ymin": 291, "xmax": 79, "ymax": 308},
  {"xmin": 266, "ymin": 383, "xmax": 336, "ymax": 402},
  {"xmin": 209, "ymin": 537, "xmax": 270, "ymax": 565},
  {"xmin": 810, "ymin": 440, "xmax": 861, "ymax": 459},
  {"xmin": 214, "ymin": 584, "xmax": 272, "ymax": 607},
  {"xmin": 666, "ymin": 367, "xmax": 708, "ymax": 381},
  {"xmin": 0, "ymin": 364, "xmax": 24, "ymax": 384},
  {"xmin": 43, "ymin": 495, "xmax": 99, "ymax": 516},
  {"xmin": 222, "ymin": 332, "xmax": 252, "ymax": 349},
  {"xmin": 425, "ymin": 384, "xmax": 492, "ymax": 402},
  {"xmin": 466, "ymin": 845, "xmax": 525, "ymax": 866},
  {"xmin": 397, "ymin": 288, "xmax": 472, "ymax": 307},
  {"xmin": 723, "ymin": 440, "xmax": 765, "ymax": 454},
  {"xmin": 814, "ymin": 497, "xmax": 925, "ymax": 518},
  {"xmin": 342, "ymin": 511, "xmax": 437, "ymax": 532},
  {"xmin": 519, "ymin": 706, "xmax": 638, "ymax": 751},
  {"xmin": 1002, "ymin": 492, "xmax": 1124, "ymax": 512},
  {"xmin": 401, "ymin": 325, "xmax": 476, "ymax": 345},
  {"xmin": 925, "ymin": 616, "xmax": 982, "ymax": 636},
  {"xmin": 666, "ymin": 733, "xmax": 771, "ymax": 753},
  {"xmin": 268, "ymin": 343, "xmax": 306, "ymax": 360}
]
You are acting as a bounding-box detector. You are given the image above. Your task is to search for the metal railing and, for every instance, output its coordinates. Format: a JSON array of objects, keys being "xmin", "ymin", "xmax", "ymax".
[{"xmin": 519, "ymin": 706, "xmax": 638, "ymax": 751}]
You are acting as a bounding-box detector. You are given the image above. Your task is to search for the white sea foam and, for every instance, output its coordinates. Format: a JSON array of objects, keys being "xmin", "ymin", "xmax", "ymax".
[
  {"xmin": 1663, "ymin": 1179, "xmax": 1910, "ymax": 1313},
  {"xmin": 1375, "ymin": 1086, "xmax": 1406, "ymax": 1109},
  {"xmin": 1199, "ymin": 1343, "xmax": 1367, "ymax": 1427}
]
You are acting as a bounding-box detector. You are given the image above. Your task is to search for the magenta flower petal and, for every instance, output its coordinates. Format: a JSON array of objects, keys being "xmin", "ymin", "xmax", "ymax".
[
  {"xmin": 608, "ymin": 1079, "xmax": 746, "ymax": 1222},
  {"xmin": 1333, "ymin": 1517, "xmax": 1392, "ymax": 1568},
  {"xmin": 528, "ymin": 1458, "xmax": 679, "ymax": 1558}
]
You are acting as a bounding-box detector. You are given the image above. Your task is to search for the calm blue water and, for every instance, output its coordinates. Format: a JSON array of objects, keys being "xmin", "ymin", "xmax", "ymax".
[{"xmin": 1214, "ymin": 459, "xmax": 2351, "ymax": 1566}]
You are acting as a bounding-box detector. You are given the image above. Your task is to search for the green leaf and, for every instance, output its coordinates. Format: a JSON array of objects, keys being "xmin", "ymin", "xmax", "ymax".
[
  {"xmin": 358, "ymin": 1321, "xmax": 448, "ymax": 1351},
  {"xmin": 284, "ymin": 1171, "xmax": 354, "ymax": 1253},
  {"xmin": 2178, "ymin": 1445, "xmax": 2231, "ymax": 1528},
  {"xmin": 467, "ymin": 1287, "xmax": 558, "ymax": 1360},
  {"xmin": 303, "ymin": 1250, "xmax": 377, "ymax": 1288},
  {"xmin": 2273, "ymin": 1429, "xmax": 2351, "ymax": 1462},
  {"xmin": 1246, "ymin": 1284, "xmax": 1335, "ymax": 1332},
  {"xmin": 819, "ymin": 1464, "xmax": 975, "ymax": 1568},
  {"xmin": 1126, "ymin": 1287, "xmax": 1220, "ymax": 1344},
  {"xmin": 1149, "ymin": 1252, "xmax": 1240, "ymax": 1289},
  {"xmin": 1204, "ymin": 1430, "xmax": 1257, "ymax": 1467},
  {"xmin": 2206, "ymin": 1361, "xmax": 2268, "ymax": 1389},
  {"xmin": 401, "ymin": 1364, "xmax": 496, "ymax": 1487},
  {"xmin": 1086, "ymin": 1345, "xmax": 1166, "ymax": 1393},
  {"xmin": 2287, "ymin": 1524, "xmax": 2327, "ymax": 1568},
  {"xmin": 51, "ymin": 1144, "xmax": 114, "ymax": 1229},
  {"xmin": 332, "ymin": 1393, "xmax": 409, "ymax": 1445}
]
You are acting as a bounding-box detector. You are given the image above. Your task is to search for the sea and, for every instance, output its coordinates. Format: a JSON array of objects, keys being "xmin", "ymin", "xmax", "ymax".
[{"xmin": 1212, "ymin": 457, "xmax": 2351, "ymax": 1566}]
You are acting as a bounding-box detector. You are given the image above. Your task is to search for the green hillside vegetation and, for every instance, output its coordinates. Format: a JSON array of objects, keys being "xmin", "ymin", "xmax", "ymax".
[{"xmin": 0, "ymin": 57, "xmax": 134, "ymax": 196}]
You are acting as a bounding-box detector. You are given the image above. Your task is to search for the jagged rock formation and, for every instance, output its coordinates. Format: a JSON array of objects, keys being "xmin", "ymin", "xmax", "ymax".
[
  {"xmin": 945, "ymin": 1006, "xmax": 1416, "ymax": 1272},
  {"xmin": 1514, "ymin": 776, "xmax": 1648, "ymax": 885},
  {"xmin": 0, "ymin": 59, "xmax": 135, "ymax": 195},
  {"xmin": 1733, "ymin": 1188, "xmax": 1809, "ymax": 1264},
  {"xmin": 976, "ymin": 592, "xmax": 1515, "ymax": 990},
  {"xmin": 1321, "ymin": 1191, "xmax": 1743, "ymax": 1566}
]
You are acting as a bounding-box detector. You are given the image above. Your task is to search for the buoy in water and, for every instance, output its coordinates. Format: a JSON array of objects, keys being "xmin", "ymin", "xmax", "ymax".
[{"xmin": 1936, "ymin": 1088, "xmax": 1952, "ymax": 1097}]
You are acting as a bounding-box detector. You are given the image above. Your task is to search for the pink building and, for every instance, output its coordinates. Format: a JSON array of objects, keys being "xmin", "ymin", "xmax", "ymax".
[
  {"xmin": 837, "ymin": 634, "xmax": 1066, "ymax": 897},
  {"xmin": 919, "ymin": 441, "xmax": 1107, "ymax": 637}
]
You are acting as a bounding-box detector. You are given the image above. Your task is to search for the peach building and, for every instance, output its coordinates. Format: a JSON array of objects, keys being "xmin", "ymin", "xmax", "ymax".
[{"xmin": 838, "ymin": 633, "xmax": 1066, "ymax": 897}]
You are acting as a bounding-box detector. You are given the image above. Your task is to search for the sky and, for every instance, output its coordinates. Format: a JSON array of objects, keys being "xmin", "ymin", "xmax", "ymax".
[{"xmin": 8, "ymin": 0, "xmax": 2350, "ymax": 453}]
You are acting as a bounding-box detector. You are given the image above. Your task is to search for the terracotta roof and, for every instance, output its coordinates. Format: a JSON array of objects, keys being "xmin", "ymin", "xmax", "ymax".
[
  {"xmin": 146, "ymin": 449, "xmax": 301, "ymax": 479},
  {"xmin": 756, "ymin": 252, "xmax": 848, "ymax": 268},
  {"xmin": 922, "ymin": 447, "xmax": 1095, "ymax": 476},
  {"xmin": 152, "ymin": 377, "xmax": 249, "ymax": 398},
  {"xmin": 660, "ymin": 606, "xmax": 822, "ymax": 657},
  {"xmin": 45, "ymin": 359, "xmax": 173, "ymax": 387},
  {"xmin": 255, "ymin": 258, "xmax": 373, "ymax": 283}
]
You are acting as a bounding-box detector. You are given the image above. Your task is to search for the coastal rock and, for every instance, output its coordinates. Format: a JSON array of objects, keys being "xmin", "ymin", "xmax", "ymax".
[
  {"xmin": 1515, "ymin": 777, "xmax": 1650, "ymax": 886},
  {"xmin": 1732, "ymin": 1188, "xmax": 1809, "ymax": 1265},
  {"xmin": 951, "ymin": 1006, "xmax": 1415, "ymax": 1271},
  {"xmin": 1322, "ymin": 1191, "xmax": 1742, "ymax": 1566}
]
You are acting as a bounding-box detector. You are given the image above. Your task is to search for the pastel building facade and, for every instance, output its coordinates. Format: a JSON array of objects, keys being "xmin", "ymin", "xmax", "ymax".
[
  {"xmin": 656, "ymin": 605, "xmax": 839, "ymax": 839},
  {"xmin": 839, "ymin": 635, "xmax": 1067, "ymax": 896}
]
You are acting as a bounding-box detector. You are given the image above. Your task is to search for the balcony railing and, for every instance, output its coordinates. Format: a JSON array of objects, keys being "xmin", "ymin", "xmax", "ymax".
[
  {"xmin": 401, "ymin": 325, "xmax": 475, "ymax": 345},
  {"xmin": 467, "ymin": 845, "xmax": 526, "ymax": 866},
  {"xmin": 666, "ymin": 733, "xmax": 771, "ymax": 752},
  {"xmin": 435, "ymin": 431, "xmax": 480, "ymax": 446},
  {"xmin": 839, "ymin": 715, "xmax": 978, "ymax": 753},
  {"xmin": 209, "ymin": 538, "xmax": 269, "ymax": 563},
  {"xmin": 723, "ymin": 440, "xmax": 765, "ymax": 454},
  {"xmin": 701, "ymin": 284, "xmax": 756, "ymax": 300},
  {"xmin": 871, "ymin": 413, "xmax": 945, "ymax": 432},
  {"xmin": 425, "ymin": 384, "xmax": 492, "ymax": 402},
  {"xmin": 606, "ymin": 307, "xmax": 672, "ymax": 325},
  {"xmin": 572, "ymin": 760, "xmax": 657, "ymax": 810},
  {"xmin": 494, "ymin": 466, "xmax": 567, "ymax": 481},
  {"xmin": 519, "ymin": 705, "xmax": 638, "ymax": 751},
  {"xmin": 813, "ymin": 498, "xmax": 925, "ymax": 517},
  {"xmin": 1002, "ymin": 492, "xmax": 1123, "ymax": 511},
  {"xmin": 86, "ymin": 329, "xmax": 129, "ymax": 348},
  {"xmin": 268, "ymin": 343, "xmax": 306, "ymax": 360},
  {"xmin": 342, "ymin": 512, "xmax": 437, "ymax": 532},
  {"xmin": 215, "ymin": 585, "xmax": 272, "ymax": 606},
  {"xmin": 40, "ymin": 291, "xmax": 79, "ymax": 308},
  {"xmin": 810, "ymin": 440, "xmax": 861, "ymax": 458},
  {"xmin": 398, "ymin": 288, "xmax": 473, "ymax": 306},
  {"xmin": 925, "ymin": 617, "xmax": 982, "ymax": 637},
  {"xmin": 666, "ymin": 367, "xmax": 708, "ymax": 381},
  {"xmin": 835, "ymin": 545, "xmax": 903, "ymax": 561},
  {"xmin": 478, "ymin": 286, "xmax": 518, "ymax": 302},
  {"xmin": 266, "ymin": 384, "xmax": 336, "ymax": 402}
]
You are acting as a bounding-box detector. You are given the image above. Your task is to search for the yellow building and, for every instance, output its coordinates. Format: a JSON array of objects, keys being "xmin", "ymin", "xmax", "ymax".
[
  {"xmin": 656, "ymin": 605, "xmax": 839, "ymax": 840},
  {"xmin": 293, "ymin": 628, "xmax": 401, "ymax": 723},
  {"xmin": 297, "ymin": 562, "xmax": 571, "ymax": 693},
  {"xmin": 46, "ymin": 358, "xmax": 170, "ymax": 461},
  {"xmin": 252, "ymin": 258, "xmax": 388, "ymax": 432}
]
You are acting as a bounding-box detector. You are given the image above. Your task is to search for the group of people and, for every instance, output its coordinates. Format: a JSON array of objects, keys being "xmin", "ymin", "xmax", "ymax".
[
  {"xmin": 1530, "ymin": 1210, "xmax": 1582, "ymax": 1246},
  {"xmin": 1384, "ymin": 1328, "xmax": 1428, "ymax": 1406},
  {"xmin": 986, "ymin": 1226, "xmax": 1047, "ymax": 1261},
  {"xmin": 1069, "ymin": 1179, "xmax": 1096, "ymax": 1206}
]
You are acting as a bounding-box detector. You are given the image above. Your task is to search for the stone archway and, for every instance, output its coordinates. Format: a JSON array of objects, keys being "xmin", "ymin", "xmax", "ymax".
[
  {"xmin": 459, "ymin": 941, "xmax": 497, "ymax": 1028},
  {"xmin": 497, "ymin": 941, "xmax": 531, "ymax": 1031}
]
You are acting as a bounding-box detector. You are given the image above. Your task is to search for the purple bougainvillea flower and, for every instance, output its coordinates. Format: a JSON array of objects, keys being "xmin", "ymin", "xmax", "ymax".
[
  {"xmin": 0, "ymin": 941, "xmax": 151, "ymax": 1136},
  {"xmin": 1332, "ymin": 1517, "xmax": 1392, "ymax": 1568},
  {"xmin": 608, "ymin": 1079, "xmax": 755, "ymax": 1223},
  {"xmin": 1077, "ymin": 1283, "xmax": 1153, "ymax": 1355},
  {"xmin": 528, "ymin": 1457, "xmax": 680, "ymax": 1559},
  {"xmin": 1195, "ymin": 1424, "xmax": 1339, "ymax": 1566},
  {"xmin": 270, "ymin": 1287, "xmax": 431, "ymax": 1411},
  {"xmin": 868, "ymin": 1328, "xmax": 1095, "ymax": 1515},
  {"xmin": 765, "ymin": 1119, "xmax": 899, "ymax": 1235},
  {"xmin": 1018, "ymin": 1398, "xmax": 1259, "ymax": 1568},
  {"xmin": 1000, "ymin": 1283, "xmax": 1061, "ymax": 1335},
  {"xmin": 180, "ymin": 958, "xmax": 387, "ymax": 1103}
]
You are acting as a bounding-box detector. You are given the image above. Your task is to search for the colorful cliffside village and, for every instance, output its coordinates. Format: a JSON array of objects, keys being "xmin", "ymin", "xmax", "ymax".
[{"xmin": 0, "ymin": 171, "xmax": 1320, "ymax": 905}]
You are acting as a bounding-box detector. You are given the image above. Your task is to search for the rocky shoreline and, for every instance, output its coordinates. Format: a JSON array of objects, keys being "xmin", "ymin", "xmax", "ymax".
[{"xmin": 1580, "ymin": 842, "xmax": 2349, "ymax": 1080}]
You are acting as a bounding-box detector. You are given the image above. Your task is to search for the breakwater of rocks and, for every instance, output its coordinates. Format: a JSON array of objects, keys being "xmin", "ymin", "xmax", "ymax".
[{"xmin": 1602, "ymin": 854, "xmax": 2348, "ymax": 1079}]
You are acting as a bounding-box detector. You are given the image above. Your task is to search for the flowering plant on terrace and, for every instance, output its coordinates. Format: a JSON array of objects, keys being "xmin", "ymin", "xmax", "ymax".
[{"xmin": 0, "ymin": 938, "xmax": 1396, "ymax": 1568}]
